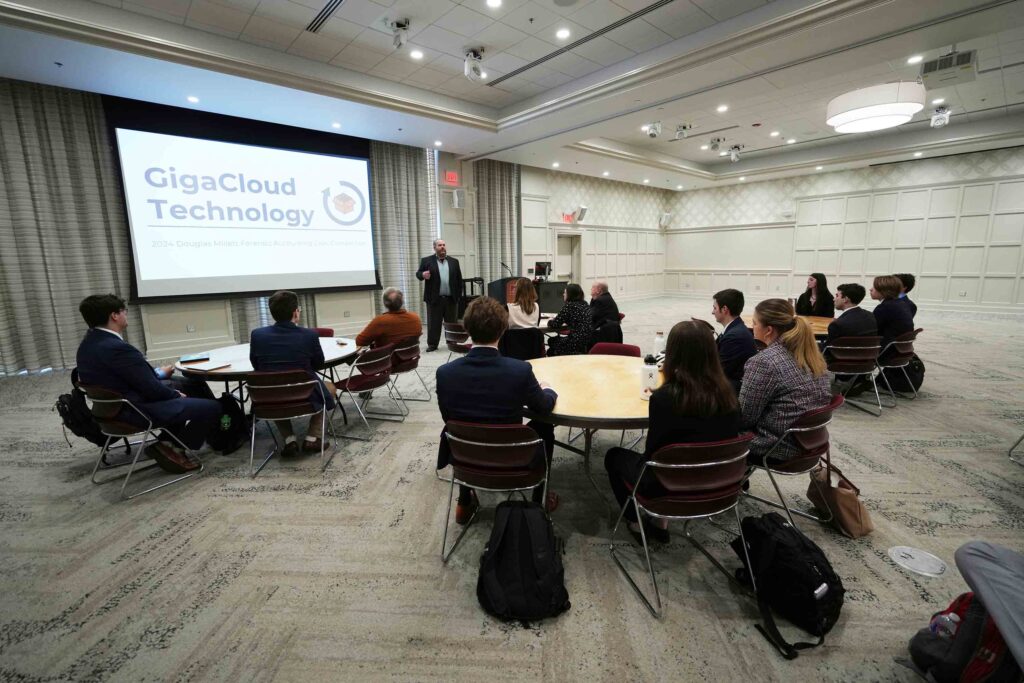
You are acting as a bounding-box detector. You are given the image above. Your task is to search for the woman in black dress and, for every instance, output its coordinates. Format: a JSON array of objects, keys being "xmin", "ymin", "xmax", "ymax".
[
  {"xmin": 795, "ymin": 272, "xmax": 835, "ymax": 317},
  {"xmin": 604, "ymin": 320, "xmax": 742, "ymax": 544},
  {"xmin": 546, "ymin": 284, "xmax": 593, "ymax": 356}
]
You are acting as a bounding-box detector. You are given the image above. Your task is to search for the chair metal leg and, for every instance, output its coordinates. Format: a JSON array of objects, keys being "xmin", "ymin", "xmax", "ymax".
[
  {"xmin": 1010, "ymin": 432, "xmax": 1024, "ymax": 466},
  {"xmin": 360, "ymin": 387, "xmax": 406, "ymax": 422},
  {"xmin": 877, "ymin": 368, "xmax": 899, "ymax": 408},
  {"xmin": 744, "ymin": 467, "xmax": 831, "ymax": 526},
  {"xmin": 250, "ymin": 419, "xmax": 276, "ymax": 478},
  {"xmin": 899, "ymin": 366, "xmax": 919, "ymax": 400},
  {"xmin": 120, "ymin": 428, "xmax": 203, "ymax": 500},
  {"xmin": 838, "ymin": 372, "xmax": 883, "ymax": 417},
  {"xmin": 91, "ymin": 435, "xmax": 160, "ymax": 485},
  {"xmin": 609, "ymin": 497, "xmax": 661, "ymax": 617},
  {"xmin": 393, "ymin": 370, "xmax": 432, "ymax": 403},
  {"xmin": 623, "ymin": 429, "xmax": 644, "ymax": 450},
  {"xmin": 681, "ymin": 511, "xmax": 754, "ymax": 595},
  {"xmin": 441, "ymin": 477, "xmax": 480, "ymax": 563},
  {"xmin": 334, "ymin": 390, "xmax": 375, "ymax": 441}
]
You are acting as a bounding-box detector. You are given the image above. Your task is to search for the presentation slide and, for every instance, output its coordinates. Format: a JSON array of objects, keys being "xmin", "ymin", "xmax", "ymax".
[{"xmin": 115, "ymin": 128, "xmax": 376, "ymax": 298}]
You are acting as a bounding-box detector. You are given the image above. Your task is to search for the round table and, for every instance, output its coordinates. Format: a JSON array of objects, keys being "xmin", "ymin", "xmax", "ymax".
[
  {"xmin": 175, "ymin": 337, "xmax": 358, "ymax": 383},
  {"xmin": 525, "ymin": 355, "xmax": 657, "ymax": 505}
]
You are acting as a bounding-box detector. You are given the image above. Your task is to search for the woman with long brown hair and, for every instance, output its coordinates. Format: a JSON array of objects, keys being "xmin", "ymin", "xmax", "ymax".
[
  {"xmin": 507, "ymin": 277, "xmax": 541, "ymax": 328},
  {"xmin": 604, "ymin": 321, "xmax": 741, "ymax": 545},
  {"xmin": 740, "ymin": 298, "xmax": 831, "ymax": 462}
]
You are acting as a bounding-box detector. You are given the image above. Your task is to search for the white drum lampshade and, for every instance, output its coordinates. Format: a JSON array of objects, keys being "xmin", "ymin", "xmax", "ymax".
[{"xmin": 826, "ymin": 82, "xmax": 926, "ymax": 133}]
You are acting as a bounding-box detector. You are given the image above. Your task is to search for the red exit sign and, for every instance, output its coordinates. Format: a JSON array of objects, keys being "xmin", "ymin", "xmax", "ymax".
[{"xmin": 444, "ymin": 171, "xmax": 459, "ymax": 185}]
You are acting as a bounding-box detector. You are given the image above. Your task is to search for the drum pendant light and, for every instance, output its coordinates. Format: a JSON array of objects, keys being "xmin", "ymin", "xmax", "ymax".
[{"xmin": 826, "ymin": 82, "xmax": 926, "ymax": 133}]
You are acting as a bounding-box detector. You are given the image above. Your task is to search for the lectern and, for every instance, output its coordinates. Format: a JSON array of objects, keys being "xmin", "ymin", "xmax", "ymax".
[{"xmin": 487, "ymin": 277, "xmax": 518, "ymax": 305}]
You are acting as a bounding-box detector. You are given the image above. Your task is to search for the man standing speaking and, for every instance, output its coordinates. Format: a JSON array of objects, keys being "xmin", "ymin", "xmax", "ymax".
[{"xmin": 417, "ymin": 238, "xmax": 463, "ymax": 351}]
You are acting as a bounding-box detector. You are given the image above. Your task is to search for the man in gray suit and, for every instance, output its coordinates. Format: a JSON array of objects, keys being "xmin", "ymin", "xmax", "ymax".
[{"xmin": 416, "ymin": 238, "xmax": 462, "ymax": 351}]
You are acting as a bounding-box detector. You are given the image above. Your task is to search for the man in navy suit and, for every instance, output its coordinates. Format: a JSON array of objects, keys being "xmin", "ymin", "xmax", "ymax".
[
  {"xmin": 250, "ymin": 291, "xmax": 336, "ymax": 457},
  {"xmin": 824, "ymin": 283, "xmax": 878, "ymax": 353},
  {"xmin": 436, "ymin": 296, "xmax": 558, "ymax": 523},
  {"xmin": 416, "ymin": 238, "xmax": 463, "ymax": 352},
  {"xmin": 895, "ymin": 273, "xmax": 918, "ymax": 317},
  {"xmin": 712, "ymin": 289, "xmax": 757, "ymax": 394},
  {"xmin": 76, "ymin": 294, "xmax": 221, "ymax": 473}
]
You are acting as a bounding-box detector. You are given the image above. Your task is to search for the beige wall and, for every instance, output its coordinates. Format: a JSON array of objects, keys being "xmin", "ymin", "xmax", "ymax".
[{"xmin": 437, "ymin": 151, "xmax": 478, "ymax": 278}]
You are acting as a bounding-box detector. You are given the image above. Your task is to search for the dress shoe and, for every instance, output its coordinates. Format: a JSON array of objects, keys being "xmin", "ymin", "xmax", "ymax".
[
  {"xmin": 280, "ymin": 441, "xmax": 300, "ymax": 458},
  {"xmin": 644, "ymin": 518, "xmax": 671, "ymax": 544},
  {"xmin": 302, "ymin": 437, "xmax": 328, "ymax": 453},
  {"xmin": 455, "ymin": 491, "xmax": 479, "ymax": 525},
  {"xmin": 145, "ymin": 442, "xmax": 198, "ymax": 474},
  {"xmin": 425, "ymin": 345, "xmax": 438, "ymax": 352}
]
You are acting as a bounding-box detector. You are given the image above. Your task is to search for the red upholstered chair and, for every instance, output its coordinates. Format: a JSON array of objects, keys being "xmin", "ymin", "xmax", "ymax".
[
  {"xmin": 440, "ymin": 421, "xmax": 547, "ymax": 562},
  {"xmin": 877, "ymin": 328, "xmax": 923, "ymax": 403},
  {"xmin": 609, "ymin": 434, "xmax": 756, "ymax": 617},
  {"xmin": 336, "ymin": 344, "xmax": 399, "ymax": 434},
  {"xmin": 443, "ymin": 321, "xmax": 472, "ymax": 363},
  {"xmin": 589, "ymin": 342, "xmax": 641, "ymax": 357},
  {"xmin": 744, "ymin": 394, "xmax": 844, "ymax": 528},
  {"xmin": 313, "ymin": 327, "xmax": 334, "ymax": 338},
  {"xmin": 388, "ymin": 335, "xmax": 430, "ymax": 410},
  {"xmin": 618, "ymin": 313, "xmax": 625, "ymax": 322},
  {"xmin": 246, "ymin": 370, "xmax": 335, "ymax": 476},
  {"xmin": 80, "ymin": 384, "xmax": 202, "ymax": 500},
  {"xmin": 823, "ymin": 336, "xmax": 883, "ymax": 416}
]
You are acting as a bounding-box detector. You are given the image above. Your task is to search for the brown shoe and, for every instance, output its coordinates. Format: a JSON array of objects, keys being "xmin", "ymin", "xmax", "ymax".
[
  {"xmin": 145, "ymin": 442, "xmax": 198, "ymax": 473},
  {"xmin": 455, "ymin": 491, "xmax": 479, "ymax": 525},
  {"xmin": 302, "ymin": 437, "xmax": 328, "ymax": 453}
]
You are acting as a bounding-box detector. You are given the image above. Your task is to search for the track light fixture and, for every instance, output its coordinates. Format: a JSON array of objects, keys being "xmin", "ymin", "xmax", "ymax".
[
  {"xmin": 709, "ymin": 137, "xmax": 724, "ymax": 152},
  {"xmin": 729, "ymin": 145, "xmax": 743, "ymax": 163}
]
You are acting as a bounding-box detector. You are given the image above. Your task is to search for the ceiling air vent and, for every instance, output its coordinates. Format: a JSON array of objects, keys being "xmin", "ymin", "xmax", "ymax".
[
  {"xmin": 920, "ymin": 49, "xmax": 976, "ymax": 88},
  {"xmin": 306, "ymin": 0, "xmax": 346, "ymax": 33}
]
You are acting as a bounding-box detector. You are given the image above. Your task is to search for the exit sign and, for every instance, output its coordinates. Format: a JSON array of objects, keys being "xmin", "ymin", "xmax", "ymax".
[{"xmin": 444, "ymin": 171, "xmax": 459, "ymax": 185}]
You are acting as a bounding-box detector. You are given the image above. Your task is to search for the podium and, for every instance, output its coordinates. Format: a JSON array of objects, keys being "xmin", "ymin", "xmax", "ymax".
[{"xmin": 487, "ymin": 277, "xmax": 518, "ymax": 305}]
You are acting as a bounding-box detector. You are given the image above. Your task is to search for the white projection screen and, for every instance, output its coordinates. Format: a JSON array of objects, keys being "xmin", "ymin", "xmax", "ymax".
[{"xmin": 115, "ymin": 129, "xmax": 377, "ymax": 299}]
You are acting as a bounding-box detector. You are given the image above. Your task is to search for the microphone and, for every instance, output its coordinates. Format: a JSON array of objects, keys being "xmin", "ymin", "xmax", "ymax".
[{"xmin": 500, "ymin": 261, "xmax": 513, "ymax": 278}]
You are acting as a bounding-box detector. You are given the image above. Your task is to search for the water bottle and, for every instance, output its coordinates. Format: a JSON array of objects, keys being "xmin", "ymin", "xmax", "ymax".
[
  {"xmin": 929, "ymin": 613, "xmax": 960, "ymax": 639},
  {"xmin": 652, "ymin": 331, "xmax": 666, "ymax": 357},
  {"xmin": 641, "ymin": 354, "xmax": 658, "ymax": 400}
]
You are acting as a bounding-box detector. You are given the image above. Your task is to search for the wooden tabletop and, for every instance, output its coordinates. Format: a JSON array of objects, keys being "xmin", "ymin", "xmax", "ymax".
[
  {"xmin": 175, "ymin": 337, "xmax": 358, "ymax": 381},
  {"xmin": 526, "ymin": 355, "xmax": 658, "ymax": 430},
  {"xmin": 740, "ymin": 314, "xmax": 833, "ymax": 336}
]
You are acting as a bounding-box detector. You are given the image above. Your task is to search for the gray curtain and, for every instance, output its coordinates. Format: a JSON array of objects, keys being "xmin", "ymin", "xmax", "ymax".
[
  {"xmin": 474, "ymin": 159, "xmax": 520, "ymax": 284},
  {"xmin": 0, "ymin": 78, "xmax": 144, "ymax": 375},
  {"xmin": 369, "ymin": 141, "xmax": 437, "ymax": 318},
  {"xmin": 230, "ymin": 292, "xmax": 318, "ymax": 343}
]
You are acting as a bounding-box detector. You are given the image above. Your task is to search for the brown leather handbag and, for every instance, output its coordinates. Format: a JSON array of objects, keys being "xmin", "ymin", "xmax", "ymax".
[{"xmin": 807, "ymin": 456, "xmax": 874, "ymax": 538}]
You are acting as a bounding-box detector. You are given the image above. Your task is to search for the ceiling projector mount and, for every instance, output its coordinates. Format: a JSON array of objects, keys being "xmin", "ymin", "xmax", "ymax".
[
  {"xmin": 464, "ymin": 48, "xmax": 486, "ymax": 82},
  {"xmin": 709, "ymin": 137, "xmax": 725, "ymax": 152},
  {"xmin": 386, "ymin": 19, "xmax": 409, "ymax": 49}
]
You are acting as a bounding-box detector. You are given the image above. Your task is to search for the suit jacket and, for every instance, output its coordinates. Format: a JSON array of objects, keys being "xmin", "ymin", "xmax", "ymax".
[
  {"xmin": 435, "ymin": 346, "xmax": 556, "ymax": 469},
  {"xmin": 900, "ymin": 294, "xmax": 918, "ymax": 317},
  {"xmin": 76, "ymin": 328, "xmax": 188, "ymax": 426},
  {"xmin": 795, "ymin": 290, "xmax": 835, "ymax": 317},
  {"xmin": 644, "ymin": 387, "xmax": 741, "ymax": 457},
  {"xmin": 415, "ymin": 254, "xmax": 462, "ymax": 304},
  {"xmin": 825, "ymin": 307, "xmax": 878, "ymax": 347},
  {"xmin": 589, "ymin": 292, "xmax": 620, "ymax": 329},
  {"xmin": 716, "ymin": 318, "xmax": 757, "ymax": 394},
  {"xmin": 250, "ymin": 321, "xmax": 334, "ymax": 410},
  {"xmin": 873, "ymin": 298, "xmax": 914, "ymax": 357}
]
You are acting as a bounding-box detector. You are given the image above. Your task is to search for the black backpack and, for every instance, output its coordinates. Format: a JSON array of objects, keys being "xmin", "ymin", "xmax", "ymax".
[
  {"xmin": 53, "ymin": 368, "xmax": 127, "ymax": 453},
  {"xmin": 731, "ymin": 512, "xmax": 846, "ymax": 659},
  {"xmin": 884, "ymin": 354, "xmax": 925, "ymax": 392},
  {"xmin": 204, "ymin": 393, "xmax": 249, "ymax": 455},
  {"xmin": 477, "ymin": 500, "xmax": 571, "ymax": 623}
]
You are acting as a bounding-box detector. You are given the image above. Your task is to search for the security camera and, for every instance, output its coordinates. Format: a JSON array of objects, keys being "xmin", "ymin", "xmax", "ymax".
[
  {"xmin": 729, "ymin": 145, "xmax": 743, "ymax": 163},
  {"xmin": 930, "ymin": 106, "xmax": 950, "ymax": 128},
  {"xmin": 674, "ymin": 124, "xmax": 692, "ymax": 140},
  {"xmin": 710, "ymin": 137, "xmax": 724, "ymax": 152},
  {"xmin": 464, "ymin": 48, "xmax": 485, "ymax": 82},
  {"xmin": 646, "ymin": 122, "xmax": 662, "ymax": 138},
  {"xmin": 388, "ymin": 19, "xmax": 409, "ymax": 49}
]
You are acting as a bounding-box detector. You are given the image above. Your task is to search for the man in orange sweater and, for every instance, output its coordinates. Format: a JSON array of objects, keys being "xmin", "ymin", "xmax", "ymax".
[{"xmin": 356, "ymin": 288, "xmax": 423, "ymax": 348}]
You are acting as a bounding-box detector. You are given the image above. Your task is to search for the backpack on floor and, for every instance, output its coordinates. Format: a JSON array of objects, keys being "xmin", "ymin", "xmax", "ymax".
[
  {"xmin": 477, "ymin": 500, "xmax": 570, "ymax": 623},
  {"xmin": 731, "ymin": 512, "xmax": 846, "ymax": 659},
  {"xmin": 204, "ymin": 393, "xmax": 249, "ymax": 455},
  {"xmin": 54, "ymin": 368, "xmax": 125, "ymax": 452},
  {"xmin": 909, "ymin": 592, "xmax": 1022, "ymax": 682},
  {"xmin": 883, "ymin": 353, "xmax": 925, "ymax": 392}
]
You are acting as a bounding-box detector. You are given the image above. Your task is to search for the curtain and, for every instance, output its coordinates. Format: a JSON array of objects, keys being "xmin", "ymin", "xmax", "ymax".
[
  {"xmin": 0, "ymin": 79, "xmax": 143, "ymax": 375},
  {"xmin": 473, "ymin": 159, "xmax": 520, "ymax": 284},
  {"xmin": 230, "ymin": 292, "xmax": 318, "ymax": 343},
  {"xmin": 369, "ymin": 141, "xmax": 437, "ymax": 317}
]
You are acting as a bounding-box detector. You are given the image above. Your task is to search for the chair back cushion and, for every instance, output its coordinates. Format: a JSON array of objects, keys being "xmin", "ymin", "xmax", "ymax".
[
  {"xmin": 498, "ymin": 328, "xmax": 546, "ymax": 361},
  {"xmin": 446, "ymin": 421, "xmax": 543, "ymax": 470},
  {"xmin": 787, "ymin": 394, "xmax": 843, "ymax": 457},
  {"xmin": 313, "ymin": 327, "xmax": 334, "ymax": 338},
  {"xmin": 589, "ymin": 342, "xmax": 641, "ymax": 357},
  {"xmin": 639, "ymin": 433, "xmax": 753, "ymax": 517},
  {"xmin": 390, "ymin": 336, "xmax": 421, "ymax": 373},
  {"xmin": 826, "ymin": 336, "xmax": 881, "ymax": 374},
  {"xmin": 880, "ymin": 328, "xmax": 920, "ymax": 367},
  {"xmin": 246, "ymin": 370, "xmax": 320, "ymax": 419}
]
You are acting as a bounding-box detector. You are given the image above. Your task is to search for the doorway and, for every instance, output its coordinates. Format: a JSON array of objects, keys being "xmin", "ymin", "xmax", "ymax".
[{"xmin": 556, "ymin": 234, "xmax": 582, "ymax": 284}]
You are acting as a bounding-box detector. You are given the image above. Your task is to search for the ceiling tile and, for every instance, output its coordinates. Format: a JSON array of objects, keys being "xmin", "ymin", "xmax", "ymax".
[
  {"xmin": 690, "ymin": 0, "xmax": 765, "ymax": 22},
  {"xmin": 209, "ymin": 0, "xmax": 261, "ymax": 11},
  {"xmin": 604, "ymin": 19, "xmax": 673, "ymax": 53},
  {"xmin": 121, "ymin": 1, "xmax": 188, "ymax": 24},
  {"xmin": 401, "ymin": 43, "xmax": 444, "ymax": 63},
  {"xmin": 534, "ymin": 70, "xmax": 575, "ymax": 88},
  {"xmin": 505, "ymin": 35, "xmax": 558, "ymax": 61},
  {"xmin": 441, "ymin": 75, "xmax": 482, "ymax": 94},
  {"xmin": 568, "ymin": 0, "xmax": 629, "ymax": 31},
  {"xmin": 287, "ymin": 31, "xmax": 348, "ymax": 62},
  {"xmin": 334, "ymin": 0, "xmax": 390, "ymax": 27},
  {"xmin": 460, "ymin": 0, "xmax": 529, "ymax": 21},
  {"xmin": 404, "ymin": 66, "xmax": 451, "ymax": 86},
  {"xmin": 610, "ymin": 0, "xmax": 651, "ymax": 10},
  {"xmin": 571, "ymin": 35, "xmax": 633, "ymax": 66},
  {"xmin": 469, "ymin": 21, "xmax": 529, "ymax": 54},
  {"xmin": 186, "ymin": 0, "xmax": 250, "ymax": 35},
  {"xmin": 485, "ymin": 52, "xmax": 530, "ymax": 73},
  {"xmin": 390, "ymin": 0, "xmax": 459, "ymax": 37},
  {"xmin": 252, "ymin": 0, "xmax": 316, "ymax": 28},
  {"xmin": 501, "ymin": 2, "xmax": 560, "ymax": 35},
  {"xmin": 531, "ymin": 0, "xmax": 595, "ymax": 17},
  {"xmin": 412, "ymin": 24, "xmax": 472, "ymax": 57},
  {"xmin": 642, "ymin": 2, "xmax": 716, "ymax": 39},
  {"xmin": 538, "ymin": 18, "xmax": 587, "ymax": 45},
  {"xmin": 317, "ymin": 16, "xmax": 365, "ymax": 43},
  {"xmin": 435, "ymin": 5, "xmax": 494, "ymax": 37},
  {"xmin": 349, "ymin": 27, "xmax": 398, "ymax": 53},
  {"xmin": 427, "ymin": 53, "xmax": 466, "ymax": 74},
  {"xmin": 330, "ymin": 43, "xmax": 388, "ymax": 70},
  {"xmin": 544, "ymin": 50, "xmax": 601, "ymax": 77},
  {"xmin": 370, "ymin": 54, "xmax": 424, "ymax": 78},
  {"xmin": 242, "ymin": 15, "xmax": 303, "ymax": 49}
]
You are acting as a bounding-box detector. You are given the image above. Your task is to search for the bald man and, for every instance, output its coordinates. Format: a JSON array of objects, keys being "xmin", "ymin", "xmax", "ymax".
[{"xmin": 589, "ymin": 281, "xmax": 620, "ymax": 329}]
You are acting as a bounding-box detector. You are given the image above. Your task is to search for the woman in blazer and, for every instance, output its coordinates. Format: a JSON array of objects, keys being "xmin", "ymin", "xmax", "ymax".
[
  {"xmin": 795, "ymin": 272, "xmax": 835, "ymax": 317},
  {"xmin": 546, "ymin": 284, "xmax": 593, "ymax": 356}
]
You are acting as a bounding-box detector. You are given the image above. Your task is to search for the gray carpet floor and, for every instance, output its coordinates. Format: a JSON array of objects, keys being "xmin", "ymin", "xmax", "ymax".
[{"xmin": 1, "ymin": 296, "xmax": 1022, "ymax": 682}]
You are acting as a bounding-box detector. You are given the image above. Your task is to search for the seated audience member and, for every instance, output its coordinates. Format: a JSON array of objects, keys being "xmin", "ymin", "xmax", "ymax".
[
  {"xmin": 250, "ymin": 291, "xmax": 336, "ymax": 456},
  {"xmin": 740, "ymin": 299, "xmax": 831, "ymax": 463},
  {"xmin": 712, "ymin": 288, "xmax": 756, "ymax": 393},
  {"xmin": 507, "ymin": 277, "xmax": 541, "ymax": 329},
  {"xmin": 435, "ymin": 297, "xmax": 559, "ymax": 523},
  {"xmin": 895, "ymin": 272, "xmax": 918, "ymax": 317},
  {"xmin": 824, "ymin": 283, "xmax": 878, "ymax": 354},
  {"xmin": 546, "ymin": 283, "xmax": 593, "ymax": 356},
  {"xmin": 870, "ymin": 275, "xmax": 914, "ymax": 360},
  {"xmin": 355, "ymin": 287, "xmax": 422, "ymax": 348},
  {"xmin": 76, "ymin": 294, "xmax": 221, "ymax": 473},
  {"xmin": 795, "ymin": 272, "xmax": 835, "ymax": 317},
  {"xmin": 589, "ymin": 280, "xmax": 620, "ymax": 329},
  {"xmin": 605, "ymin": 321, "xmax": 741, "ymax": 545}
]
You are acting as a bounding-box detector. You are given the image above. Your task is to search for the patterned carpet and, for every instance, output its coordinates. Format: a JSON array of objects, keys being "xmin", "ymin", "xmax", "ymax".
[{"xmin": 1, "ymin": 297, "xmax": 1022, "ymax": 682}]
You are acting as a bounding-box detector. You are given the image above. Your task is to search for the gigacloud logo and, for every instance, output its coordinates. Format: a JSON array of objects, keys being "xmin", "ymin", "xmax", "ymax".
[{"xmin": 322, "ymin": 181, "xmax": 366, "ymax": 226}]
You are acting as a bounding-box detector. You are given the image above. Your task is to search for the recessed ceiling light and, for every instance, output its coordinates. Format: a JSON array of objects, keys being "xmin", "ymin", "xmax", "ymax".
[
  {"xmin": 676, "ymin": 184, "xmax": 683, "ymax": 190},
  {"xmin": 739, "ymin": 176, "xmax": 746, "ymax": 181},
  {"xmin": 787, "ymin": 138, "xmax": 796, "ymax": 144},
  {"xmin": 434, "ymin": 140, "xmax": 442, "ymax": 147},
  {"xmin": 480, "ymin": 71, "xmax": 488, "ymax": 79},
  {"xmin": 815, "ymin": 165, "xmax": 823, "ymax": 170},
  {"xmin": 410, "ymin": 49, "xmax": 424, "ymax": 60},
  {"xmin": 551, "ymin": 162, "xmax": 559, "ymax": 168},
  {"xmin": 186, "ymin": 95, "xmax": 199, "ymax": 103},
  {"xmin": 716, "ymin": 104, "xmax": 728, "ymax": 113},
  {"xmin": 486, "ymin": 0, "xmax": 501, "ymax": 7},
  {"xmin": 331, "ymin": 122, "xmax": 341, "ymax": 129},
  {"xmin": 932, "ymin": 98, "xmax": 945, "ymax": 105},
  {"xmin": 643, "ymin": 179, "xmax": 649, "ymax": 183},
  {"xmin": 907, "ymin": 55, "xmax": 923, "ymax": 65},
  {"xmin": 913, "ymin": 151, "xmax": 923, "ymax": 157},
  {"xmin": 700, "ymin": 144, "xmax": 709, "ymax": 150},
  {"xmin": 556, "ymin": 28, "xmax": 570, "ymax": 40},
  {"xmin": 602, "ymin": 171, "xmax": 610, "ymax": 176},
  {"xmin": 719, "ymin": 151, "xmax": 728, "ymax": 156},
  {"xmin": 770, "ymin": 130, "xmax": 780, "ymax": 137},
  {"xmin": 641, "ymin": 125, "xmax": 649, "ymax": 132}
]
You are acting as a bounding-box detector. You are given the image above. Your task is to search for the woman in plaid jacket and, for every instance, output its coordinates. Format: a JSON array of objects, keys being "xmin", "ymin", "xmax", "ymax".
[{"xmin": 740, "ymin": 298, "xmax": 832, "ymax": 462}]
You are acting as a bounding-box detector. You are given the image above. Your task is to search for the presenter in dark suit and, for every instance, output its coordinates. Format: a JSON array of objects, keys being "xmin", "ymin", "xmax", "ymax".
[
  {"xmin": 589, "ymin": 281, "xmax": 620, "ymax": 329},
  {"xmin": 75, "ymin": 294, "xmax": 221, "ymax": 473},
  {"xmin": 250, "ymin": 290, "xmax": 336, "ymax": 456},
  {"xmin": 435, "ymin": 297, "xmax": 558, "ymax": 524},
  {"xmin": 416, "ymin": 238, "xmax": 462, "ymax": 351},
  {"xmin": 712, "ymin": 289, "xmax": 757, "ymax": 394},
  {"xmin": 824, "ymin": 283, "xmax": 878, "ymax": 353}
]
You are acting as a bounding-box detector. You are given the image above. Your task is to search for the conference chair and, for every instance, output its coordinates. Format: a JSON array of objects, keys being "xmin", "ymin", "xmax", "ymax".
[
  {"xmin": 313, "ymin": 327, "xmax": 335, "ymax": 338},
  {"xmin": 80, "ymin": 384, "xmax": 202, "ymax": 500},
  {"xmin": 498, "ymin": 327, "xmax": 546, "ymax": 360},
  {"xmin": 246, "ymin": 370, "xmax": 334, "ymax": 477},
  {"xmin": 590, "ymin": 322, "xmax": 623, "ymax": 347},
  {"xmin": 387, "ymin": 335, "xmax": 431, "ymax": 412},
  {"xmin": 335, "ymin": 344, "xmax": 399, "ymax": 436},
  {"xmin": 743, "ymin": 395, "xmax": 844, "ymax": 528},
  {"xmin": 876, "ymin": 328, "xmax": 922, "ymax": 405},
  {"xmin": 823, "ymin": 336, "xmax": 883, "ymax": 416},
  {"xmin": 440, "ymin": 421, "xmax": 547, "ymax": 562},
  {"xmin": 618, "ymin": 313, "xmax": 625, "ymax": 322},
  {"xmin": 609, "ymin": 434, "xmax": 757, "ymax": 618},
  {"xmin": 443, "ymin": 321, "xmax": 472, "ymax": 363}
]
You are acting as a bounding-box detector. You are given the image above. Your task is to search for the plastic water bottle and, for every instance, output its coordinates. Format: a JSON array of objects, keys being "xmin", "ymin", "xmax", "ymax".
[
  {"xmin": 652, "ymin": 331, "xmax": 666, "ymax": 357},
  {"xmin": 641, "ymin": 354, "xmax": 658, "ymax": 401},
  {"xmin": 929, "ymin": 613, "xmax": 960, "ymax": 639}
]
